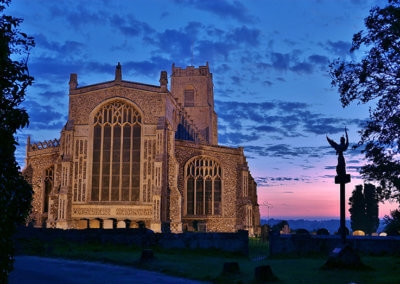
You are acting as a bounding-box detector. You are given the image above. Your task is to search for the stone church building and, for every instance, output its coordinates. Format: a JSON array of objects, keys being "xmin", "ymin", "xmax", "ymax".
[{"xmin": 23, "ymin": 63, "xmax": 260, "ymax": 234}]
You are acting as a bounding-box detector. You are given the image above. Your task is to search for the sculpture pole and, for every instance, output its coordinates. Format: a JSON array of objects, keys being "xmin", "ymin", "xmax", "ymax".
[
  {"xmin": 340, "ymin": 182, "xmax": 345, "ymax": 244},
  {"xmin": 327, "ymin": 127, "xmax": 351, "ymax": 245},
  {"xmin": 336, "ymin": 172, "xmax": 350, "ymax": 244}
]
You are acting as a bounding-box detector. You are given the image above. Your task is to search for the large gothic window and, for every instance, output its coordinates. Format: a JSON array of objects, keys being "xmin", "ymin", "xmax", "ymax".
[
  {"xmin": 185, "ymin": 157, "xmax": 222, "ymax": 216},
  {"xmin": 91, "ymin": 101, "xmax": 141, "ymax": 202}
]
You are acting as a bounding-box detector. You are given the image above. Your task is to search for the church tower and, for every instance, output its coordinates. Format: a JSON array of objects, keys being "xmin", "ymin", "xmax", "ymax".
[{"xmin": 170, "ymin": 63, "xmax": 218, "ymax": 144}]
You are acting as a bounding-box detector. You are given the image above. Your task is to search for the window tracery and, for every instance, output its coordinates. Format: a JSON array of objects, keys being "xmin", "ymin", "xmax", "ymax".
[
  {"xmin": 91, "ymin": 101, "xmax": 141, "ymax": 202},
  {"xmin": 185, "ymin": 156, "xmax": 222, "ymax": 215}
]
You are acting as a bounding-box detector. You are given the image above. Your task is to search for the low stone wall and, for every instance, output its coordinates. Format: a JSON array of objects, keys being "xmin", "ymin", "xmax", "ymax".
[
  {"xmin": 14, "ymin": 227, "xmax": 248, "ymax": 255},
  {"xmin": 269, "ymin": 231, "xmax": 400, "ymax": 256}
]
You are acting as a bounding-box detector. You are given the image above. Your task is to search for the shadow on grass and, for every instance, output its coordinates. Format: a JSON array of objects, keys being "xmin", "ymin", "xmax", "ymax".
[{"xmin": 14, "ymin": 237, "xmax": 400, "ymax": 283}]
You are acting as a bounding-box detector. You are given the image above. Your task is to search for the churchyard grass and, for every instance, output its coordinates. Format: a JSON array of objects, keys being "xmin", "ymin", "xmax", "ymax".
[{"xmin": 16, "ymin": 238, "xmax": 400, "ymax": 283}]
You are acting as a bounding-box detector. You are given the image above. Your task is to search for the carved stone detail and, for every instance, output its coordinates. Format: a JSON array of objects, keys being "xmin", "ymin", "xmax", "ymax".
[
  {"xmin": 115, "ymin": 208, "xmax": 152, "ymax": 216},
  {"xmin": 72, "ymin": 207, "xmax": 111, "ymax": 216}
]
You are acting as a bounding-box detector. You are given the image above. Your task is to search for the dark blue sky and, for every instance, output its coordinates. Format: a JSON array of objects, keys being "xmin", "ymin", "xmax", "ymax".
[{"xmin": 9, "ymin": 0, "xmax": 395, "ymax": 217}]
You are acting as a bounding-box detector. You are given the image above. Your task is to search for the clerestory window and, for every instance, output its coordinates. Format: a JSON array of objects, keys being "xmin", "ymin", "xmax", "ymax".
[
  {"xmin": 185, "ymin": 156, "xmax": 222, "ymax": 216},
  {"xmin": 91, "ymin": 101, "xmax": 141, "ymax": 202}
]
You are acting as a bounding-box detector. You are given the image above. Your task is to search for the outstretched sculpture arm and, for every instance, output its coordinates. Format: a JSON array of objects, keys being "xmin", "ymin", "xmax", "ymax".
[
  {"xmin": 344, "ymin": 127, "xmax": 349, "ymax": 151},
  {"xmin": 326, "ymin": 135, "xmax": 339, "ymax": 151}
]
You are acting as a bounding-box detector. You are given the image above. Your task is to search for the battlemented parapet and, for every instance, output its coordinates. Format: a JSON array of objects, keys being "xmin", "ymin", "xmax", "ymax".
[
  {"xmin": 172, "ymin": 63, "xmax": 212, "ymax": 78},
  {"xmin": 27, "ymin": 137, "xmax": 61, "ymax": 158}
]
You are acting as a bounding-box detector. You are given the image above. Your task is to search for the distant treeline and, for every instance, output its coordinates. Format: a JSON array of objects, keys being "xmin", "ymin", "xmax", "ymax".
[{"xmin": 261, "ymin": 218, "xmax": 386, "ymax": 234}]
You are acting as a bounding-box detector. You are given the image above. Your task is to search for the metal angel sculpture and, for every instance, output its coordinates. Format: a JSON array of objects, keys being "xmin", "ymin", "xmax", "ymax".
[{"xmin": 326, "ymin": 127, "xmax": 349, "ymax": 177}]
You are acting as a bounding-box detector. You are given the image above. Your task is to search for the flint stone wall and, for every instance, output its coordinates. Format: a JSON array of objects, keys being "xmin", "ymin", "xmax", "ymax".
[
  {"xmin": 269, "ymin": 231, "xmax": 400, "ymax": 255},
  {"xmin": 14, "ymin": 227, "xmax": 248, "ymax": 255}
]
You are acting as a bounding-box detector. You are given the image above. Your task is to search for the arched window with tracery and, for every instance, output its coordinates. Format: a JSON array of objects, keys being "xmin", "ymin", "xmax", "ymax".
[
  {"xmin": 91, "ymin": 101, "xmax": 141, "ymax": 202},
  {"xmin": 185, "ymin": 156, "xmax": 222, "ymax": 216},
  {"xmin": 44, "ymin": 166, "xmax": 54, "ymax": 213}
]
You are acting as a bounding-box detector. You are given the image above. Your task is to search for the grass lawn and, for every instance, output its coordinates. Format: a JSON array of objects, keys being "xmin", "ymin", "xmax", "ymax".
[{"xmin": 15, "ymin": 238, "xmax": 400, "ymax": 283}]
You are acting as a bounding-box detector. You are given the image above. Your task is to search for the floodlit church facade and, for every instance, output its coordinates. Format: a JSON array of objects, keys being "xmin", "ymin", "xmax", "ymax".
[{"xmin": 23, "ymin": 63, "xmax": 260, "ymax": 234}]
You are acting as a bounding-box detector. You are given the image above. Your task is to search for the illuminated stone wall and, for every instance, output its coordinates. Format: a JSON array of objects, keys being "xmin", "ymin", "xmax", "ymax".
[{"xmin": 23, "ymin": 63, "xmax": 260, "ymax": 234}]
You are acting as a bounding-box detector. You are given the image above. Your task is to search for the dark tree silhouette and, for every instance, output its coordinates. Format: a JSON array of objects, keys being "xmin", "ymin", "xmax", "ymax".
[
  {"xmin": 330, "ymin": 0, "xmax": 400, "ymax": 202},
  {"xmin": 348, "ymin": 184, "xmax": 379, "ymax": 234},
  {"xmin": 349, "ymin": 185, "xmax": 366, "ymax": 232},
  {"xmin": 271, "ymin": 220, "xmax": 288, "ymax": 232},
  {"xmin": 383, "ymin": 209, "xmax": 400, "ymax": 235},
  {"xmin": 0, "ymin": 0, "xmax": 34, "ymax": 282},
  {"xmin": 316, "ymin": 228, "xmax": 329, "ymax": 235},
  {"xmin": 295, "ymin": 228, "xmax": 310, "ymax": 235},
  {"xmin": 364, "ymin": 183, "xmax": 380, "ymax": 234}
]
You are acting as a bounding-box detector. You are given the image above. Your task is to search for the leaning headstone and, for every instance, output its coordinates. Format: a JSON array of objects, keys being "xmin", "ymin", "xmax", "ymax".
[
  {"xmin": 254, "ymin": 265, "xmax": 277, "ymax": 282},
  {"xmin": 222, "ymin": 262, "xmax": 240, "ymax": 275},
  {"xmin": 140, "ymin": 249, "xmax": 154, "ymax": 261}
]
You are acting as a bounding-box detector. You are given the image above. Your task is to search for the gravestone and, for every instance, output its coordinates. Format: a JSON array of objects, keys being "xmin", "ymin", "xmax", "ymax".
[
  {"xmin": 254, "ymin": 265, "xmax": 277, "ymax": 282},
  {"xmin": 322, "ymin": 244, "xmax": 367, "ymax": 270},
  {"xmin": 222, "ymin": 262, "xmax": 240, "ymax": 275}
]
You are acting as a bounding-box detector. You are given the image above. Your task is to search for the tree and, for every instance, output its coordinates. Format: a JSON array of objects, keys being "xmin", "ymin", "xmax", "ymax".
[
  {"xmin": 0, "ymin": 0, "xmax": 34, "ymax": 282},
  {"xmin": 349, "ymin": 185, "xmax": 366, "ymax": 232},
  {"xmin": 329, "ymin": 0, "xmax": 400, "ymax": 202},
  {"xmin": 364, "ymin": 183, "xmax": 380, "ymax": 233},
  {"xmin": 271, "ymin": 220, "xmax": 288, "ymax": 232},
  {"xmin": 348, "ymin": 184, "xmax": 380, "ymax": 234},
  {"xmin": 383, "ymin": 209, "xmax": 400, "ymax": 235}
]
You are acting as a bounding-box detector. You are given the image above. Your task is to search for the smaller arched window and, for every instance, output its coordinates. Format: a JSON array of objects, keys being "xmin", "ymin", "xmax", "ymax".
[
  {"xmin": 185, "ymin": 156, "xmax": 222, "ymax": 216},
  {"xmin": 44, "ymin": 166, "xmax": 54, "ymax": 213}
]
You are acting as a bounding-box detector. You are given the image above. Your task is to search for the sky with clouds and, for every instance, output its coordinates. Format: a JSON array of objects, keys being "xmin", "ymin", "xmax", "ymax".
[{"xmin": 8, "ymin": 0, "xmax": 397, "ymax": 219}]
